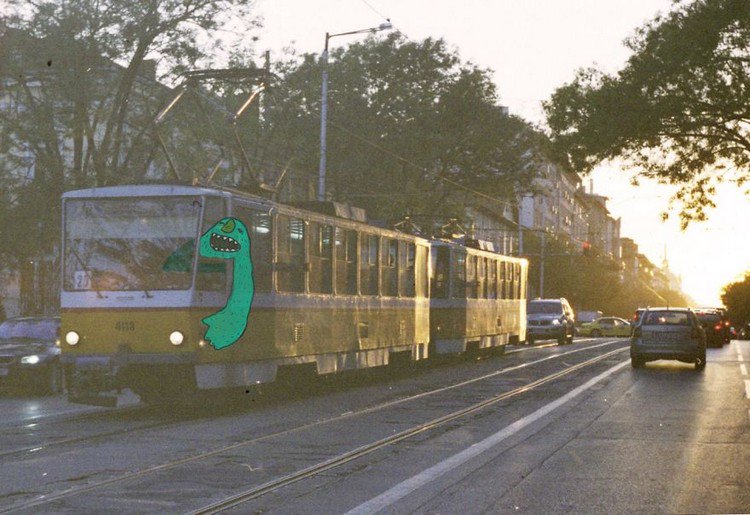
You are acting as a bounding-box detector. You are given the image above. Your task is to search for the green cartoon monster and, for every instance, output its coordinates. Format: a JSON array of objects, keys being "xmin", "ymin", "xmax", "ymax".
[{"xmin": 199, "ymin": 217, "xmax": 254, "ymax": 350}]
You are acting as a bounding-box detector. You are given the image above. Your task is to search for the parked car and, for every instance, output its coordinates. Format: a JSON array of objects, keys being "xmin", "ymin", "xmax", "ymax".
[
  {"xmin": 630, "ymin": 308, "xmax": 706, "ymax": 370},
  {"xmin": 576, "ymin": 310, "xmax": 603, "ymax": 326},
  {"xmin": 0, "ymin": 316, "xmax": 63, "ymax": 394},
  {"xmin": 526, "ymin": 298, "xmax": 575, "ymax": 345},
  {"xmin": 578, "ymin": 317, "xmax": 632, "ymax": 337},
  {"xmin": 694, "ymin": 310, "xmax": 726, "ymax": 348}
]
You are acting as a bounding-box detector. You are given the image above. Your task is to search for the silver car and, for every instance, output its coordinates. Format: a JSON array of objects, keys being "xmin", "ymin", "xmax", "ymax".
[{"xmin": 630, "ymin": 308, "xmax": 706, "ymax": 370}]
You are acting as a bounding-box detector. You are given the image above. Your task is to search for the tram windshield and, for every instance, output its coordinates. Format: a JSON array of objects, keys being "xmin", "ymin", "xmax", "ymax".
[{"xmin": 63, "ymin": 197, "xmax": 204, "ymax": 291}]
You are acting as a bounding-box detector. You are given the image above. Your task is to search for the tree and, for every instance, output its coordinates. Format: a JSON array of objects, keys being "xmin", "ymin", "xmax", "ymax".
[
  {"xmin": 0, "ymin": 0, "xmax": 259, "ymax": 265},
  {"xmin": 544, "ymin": 0, "xmax": 750, "ymax": 227},
  {"xmin": 721, "ymin": 272, "xmax": 750, "ymax": 324},
  {"xmin": 258, "ymin": 35, "xmax": 546, "ymax": 224}
]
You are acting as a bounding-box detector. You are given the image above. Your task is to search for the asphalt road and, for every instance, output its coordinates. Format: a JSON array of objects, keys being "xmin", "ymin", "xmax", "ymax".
[{"xmin": 0, "ymin": 338, "xmax": 747, "ymax": 514}]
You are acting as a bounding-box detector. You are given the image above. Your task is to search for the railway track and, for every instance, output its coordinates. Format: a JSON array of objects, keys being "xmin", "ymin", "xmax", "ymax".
[
  {"xmin": 0, "ymin": 339, "xmax": 627, "ymax": 513},
  {"xmin": 0, "ymin": 338, "xmax": 595, "ymax": 462},
  {"xmin": 189, "ymin": 346, "xmax": 628, "ymax": 514}
]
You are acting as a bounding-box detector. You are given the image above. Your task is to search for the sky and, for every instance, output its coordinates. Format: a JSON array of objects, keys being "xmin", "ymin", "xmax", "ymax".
[{"xmin": 251, "ymin": 0, "xmax": 750, "ymax": 305}]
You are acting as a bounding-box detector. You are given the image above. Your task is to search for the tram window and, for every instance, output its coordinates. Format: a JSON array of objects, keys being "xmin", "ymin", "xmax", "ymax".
[
  {"xmin": 431, "ymin": 247, "xmax": 449, "ymax": 298},
  {"xmin": 335, "ymin": 227, "xmax": 357, "ymax": 294},
  {"xmin": 360, "ymin": 233, "xmax": 379, "ymax": 295},
  {"xmin": 229, "ymin": 206, "xmax": 272, "ymax": 293},
  {"xmin": 480, "ymin": 258, "xmax": 487, "ymax": 299},
  {"xmin": 381, "ymin": 238, "xmax": 398, "ymax": 297},
  {"xmin": 487, "ymin": 259, "xmax": 497, "ymax": 299},
  {"xmin": 195, "ymin": 197, "xmax": 228, "ymax": 291},
  {"xmin": 452, "ymin": 253, "xmax": 466, "ymax": 298},
  {"xmin": 505, "ymin": 262, "xmax": 512, "ymax": 300},
  {"xmin": 310, "ymin": 223, "xmax": 333, "ymax": 294},
  {"xmin": 277, "ymin": 215, "xmax": 306, "ymax": 293},
  {"xmin": 500, "ymin": 261, "xmax": 507, "ymax": 299},
  {"xmin": 466, "ymin": 255, "xmax": 477, "ymax": 298},
  {"xmin": 401, "ymin": 242, "xmax": 416, "ymax": 297},
  {"xmin": 416, "ymin": 245, "xmax": 429, "ymax": 298},
  {"xmin": 514, "ymin": 263, "xmax": 521, "ymax": 299}
]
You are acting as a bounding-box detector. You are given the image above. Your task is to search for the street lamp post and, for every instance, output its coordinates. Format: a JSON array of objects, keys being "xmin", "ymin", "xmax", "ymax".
[{"xmin": 318, "ymin": 22, "xmax": 392, "ymax": 201}]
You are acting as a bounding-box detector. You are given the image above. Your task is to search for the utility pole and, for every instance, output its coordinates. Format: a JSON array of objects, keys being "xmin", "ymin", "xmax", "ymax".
[
  {"xmin": 318, "ymin": 22, "xmax": 392, "ymax": 201},
  {"xmin": 318, "ymin": 35, "xmax": 329, "ymax": 201},
  {"xmin": 539, "ymin": 232, "xmax": 545, "ymax": 298}
]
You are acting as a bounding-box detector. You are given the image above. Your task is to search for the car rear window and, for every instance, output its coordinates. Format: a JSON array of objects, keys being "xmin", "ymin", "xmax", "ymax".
[
  {"xmin": 696, "ymin": 313, "xmax": 720, "ymax": 323},
  {"xmin": 527, "ymin": 301, "xmax": 562, "ymax": 314},
  {"xmin": 643, "ymin": 311, "xmax": 691, "ymax": 326}
]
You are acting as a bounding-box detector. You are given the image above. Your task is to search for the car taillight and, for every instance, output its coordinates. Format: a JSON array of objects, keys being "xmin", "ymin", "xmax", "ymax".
[
  {"xmin": 714, "ymin": 324, "xmax": 722, "ymax": 331},
  {"xmin": 724, "ymin": 321, "xmax": 730, "ymax": 327}
]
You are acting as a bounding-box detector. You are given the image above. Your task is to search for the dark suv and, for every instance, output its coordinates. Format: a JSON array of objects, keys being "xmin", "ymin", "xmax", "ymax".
[
  {"xmin": 526, "ymin": 298, "xmax": 575, "ymax": 345},
  {"xmin": 694, "ymin": 310, "xmax": 726, "ymax": 347},
  {"xmin": 695, "ymin": 307, "xmax": 731, "ymax": 343}
]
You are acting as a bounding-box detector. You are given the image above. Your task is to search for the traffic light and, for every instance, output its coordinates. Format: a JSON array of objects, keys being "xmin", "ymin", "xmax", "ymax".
[{"xmin": 582, "ymin": 241, "xmax": 591, "ymax": 256}]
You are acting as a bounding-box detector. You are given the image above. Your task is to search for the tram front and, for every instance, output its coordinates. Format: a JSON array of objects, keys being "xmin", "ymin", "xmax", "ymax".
[{"xmin": 60, "ymin": 185, "xmax": 230, "ymax": 405}]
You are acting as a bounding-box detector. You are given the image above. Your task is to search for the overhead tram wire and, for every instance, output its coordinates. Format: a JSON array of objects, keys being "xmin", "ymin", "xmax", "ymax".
[
  {"xmin": 357, "ymin": 0, "xmax": 390, "ymax": 22},
  {"xmin": 354, "ymin": 0, "xmax": 413, "ymax": 42}
]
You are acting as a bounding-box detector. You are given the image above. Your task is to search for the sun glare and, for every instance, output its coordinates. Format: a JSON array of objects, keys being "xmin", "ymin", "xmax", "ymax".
[{"xmin": 593, "ymin": 166, "xmax": 750, "ymax": 306}]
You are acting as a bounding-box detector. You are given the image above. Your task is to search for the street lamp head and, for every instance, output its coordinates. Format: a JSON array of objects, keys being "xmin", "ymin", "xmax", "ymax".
[{"xmin": 377, "ymin": 22, "xmax": 393, "ymax": 31}]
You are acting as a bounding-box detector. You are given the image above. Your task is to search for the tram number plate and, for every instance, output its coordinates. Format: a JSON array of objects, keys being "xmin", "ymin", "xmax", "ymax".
[
  {"xmin": 115, "ymin": 321, "xmax": 135, "ymax": 332},
  {"xmin": 74, "ymin": 270, "xmax": 92, "ymax": 290}
]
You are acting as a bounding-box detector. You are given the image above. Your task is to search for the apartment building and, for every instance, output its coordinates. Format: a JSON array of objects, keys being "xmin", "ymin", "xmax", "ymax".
[{"xmin": 519, "ymin": 161, "xmax": 582, "ymax": 240}]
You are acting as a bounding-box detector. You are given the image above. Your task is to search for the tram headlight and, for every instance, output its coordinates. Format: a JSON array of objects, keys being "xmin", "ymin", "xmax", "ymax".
[
  {"xmin": 169, "ymin": 331, "xmax": 184, "ymax": 346},
  {"xmin": 20, "ymin": 355, "xmax": 40, "ymax": 365},
  {"xmin": 65, "ymin": 331, "xmax": 80, "ymax": 346}
]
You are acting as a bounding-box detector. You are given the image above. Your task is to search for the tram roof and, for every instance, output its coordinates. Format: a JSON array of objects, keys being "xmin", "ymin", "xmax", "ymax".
[
  {"xmin": 61, "ymin": 183, "xmax": 430, "ymax": 244},
  {"xmin": 62, "ymin": 184, "xmax": 233, "ymax": 199},
  {"xmin": 430, "ymin": 238, "xmax": 528, "ymax": 264}
]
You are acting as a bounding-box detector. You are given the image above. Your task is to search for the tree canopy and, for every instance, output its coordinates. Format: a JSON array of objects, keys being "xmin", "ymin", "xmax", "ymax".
[
  {"xmin": 0, "ymin": 0, "xmax": 259, "ymax": 264},
  {"xmin": 259, "ymin": 34, "xmax": 546, "ymax": 224},
  {"xmin": 721, "ymin": 272, "xmax": 750, "ymax": 324},
  {"xmin": 544, "ymin": 0, "xmax": 750, "ymax": 227}
]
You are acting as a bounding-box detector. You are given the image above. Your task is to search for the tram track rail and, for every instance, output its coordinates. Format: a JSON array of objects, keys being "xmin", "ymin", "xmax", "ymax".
[
  {"xmin": 0, "ymin": 339, "xmax": 607, "ymax": 463},
  {"xmin": 189, "ymin": 346, "xmax": 628, "ymax": 514},
  {"xmin": 0, "ymin": 411, "xmax": 175, "ymax": 461},
  {"xmin": 0, "ymin": 339, "xmax": 627, "ymax": 513}
]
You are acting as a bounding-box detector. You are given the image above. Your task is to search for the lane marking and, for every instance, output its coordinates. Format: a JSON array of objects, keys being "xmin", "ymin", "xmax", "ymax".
[
  {"xmin": 745, "ymin": 380, "xmax": 750, "ymax": 399},
  {"xmin": 346, "ymin": 359, "xmax": 630, "ymax": 515},
  {"xmin": 738, "ymin": 352, "xmax": 744, "ymax": 361},
  {"xmin": 740, "ymin": 364, "xmax": 748, "ymax": 376}
]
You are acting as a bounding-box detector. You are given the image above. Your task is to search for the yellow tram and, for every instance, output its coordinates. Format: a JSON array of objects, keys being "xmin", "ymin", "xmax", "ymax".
[
  {"xmin": 60, "ymin": 184, "xmax": 526, "ymax": 405},
  {"xmin": 429, "ymin": 240, "xmax": 527, "ymax": 355}
]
